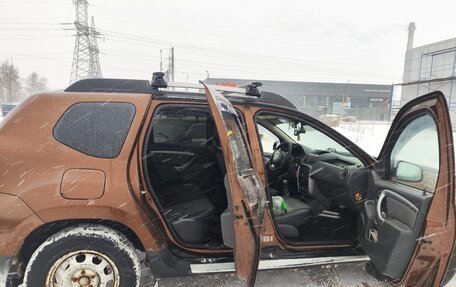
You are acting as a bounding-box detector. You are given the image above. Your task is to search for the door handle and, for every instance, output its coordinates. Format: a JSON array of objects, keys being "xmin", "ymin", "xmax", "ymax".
[
  {"xmin": 376, "ymin": 191, "xmax": 387, "ymax": 224},
  {"xmin": 368, "ymin": 228, "xmax": 378, "ymax": 242}
]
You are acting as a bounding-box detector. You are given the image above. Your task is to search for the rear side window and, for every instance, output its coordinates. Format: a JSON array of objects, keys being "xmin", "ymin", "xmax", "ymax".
[{"xmin": 54, "ymin": 102, "xmax": 135, "ymax": 158}]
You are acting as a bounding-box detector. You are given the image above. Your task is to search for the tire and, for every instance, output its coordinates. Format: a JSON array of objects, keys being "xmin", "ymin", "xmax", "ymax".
[{"xmin": 22, "ymin": 224, "xmax": 141, "ymax": 287}]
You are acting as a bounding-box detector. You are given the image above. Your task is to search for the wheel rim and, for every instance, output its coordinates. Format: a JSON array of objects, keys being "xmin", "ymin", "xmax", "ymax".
[{"xmin": 46, "ymin": 250, "xmax": 120, "ymax": 287}]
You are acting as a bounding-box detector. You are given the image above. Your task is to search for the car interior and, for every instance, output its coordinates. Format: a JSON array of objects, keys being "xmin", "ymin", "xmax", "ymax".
[
  {"xmin": 143, "ymin": 104, "xmax": 368, "ymax": 248},
  {"xmin": 143, "ymin": 105, "xmax": 229, "ymax": 248},
  {"xmin": 143, "ymin": 104, "xmax": 440, "ymax": 281},
  {"xmin": 255, "ymin": 112, "xmax": 367, "ymax": 245},
  {"xmin": 255, "ymin": 111, "xmax": 440, "ymax": 280}
]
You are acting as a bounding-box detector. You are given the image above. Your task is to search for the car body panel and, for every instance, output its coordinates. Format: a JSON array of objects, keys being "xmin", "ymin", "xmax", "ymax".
[
  {"xmin": 0, "ymin": 193, "xmax": 44, "ymax": 255},
  {"xmin": 0, "ymin": 92, "xmax": 164, "ymax": 256}
]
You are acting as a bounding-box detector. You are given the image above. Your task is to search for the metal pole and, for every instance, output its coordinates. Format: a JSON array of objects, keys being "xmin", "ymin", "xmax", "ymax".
[
  {"xmin": 416, "ymin": 52, "xmax": 424, "ymax": 98},
  {"xmin": 449, "ymin": 50, "xmax": 456, "ymax": 108},
  {"xmin": 388, "ymin": 84, "xmax": 394, "ymax": 121},
  {"xmin": 160, "ymin": 49, "xmax": 163, "ymax": 72},
  {"xmin": 171, "ymin": 47, "xmax": 175, "ymax": 82},
  {"xmin": 428, "ymin": 55, "xmax": 434, "ymax": 93}
]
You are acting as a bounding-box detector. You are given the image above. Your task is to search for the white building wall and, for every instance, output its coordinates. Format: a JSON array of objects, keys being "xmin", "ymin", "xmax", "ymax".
[{"xmin": 401, "ymin": 38, "xmax": 456, "ymax": 128}]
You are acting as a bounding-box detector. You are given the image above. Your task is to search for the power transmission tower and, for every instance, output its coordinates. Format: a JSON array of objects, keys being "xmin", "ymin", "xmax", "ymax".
[
  {"xmin": 89, "ymin": 16, "xmax": 102, "ymax": 79},
  {"xmin": 70, "ymin": 0, "xmax": 102, "ymax": 84}
]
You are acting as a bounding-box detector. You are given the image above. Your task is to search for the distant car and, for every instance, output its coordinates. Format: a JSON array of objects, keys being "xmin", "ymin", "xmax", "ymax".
[
  {"xmin": 1, "ymin": 103, "xmax": 17, "ymax": 117},
  {"xmin": 0, "ymin": 73, "xmax": 455, "ymax": 287}
]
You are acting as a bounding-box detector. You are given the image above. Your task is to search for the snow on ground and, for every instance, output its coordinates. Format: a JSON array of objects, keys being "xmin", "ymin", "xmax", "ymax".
[
  {"xmin": 336, "ymin": 121, "xmax": 390, "ymax": 157},
  {"xmin": 157, "ymin": 263, "xmax": 389, "ymax": 287}
]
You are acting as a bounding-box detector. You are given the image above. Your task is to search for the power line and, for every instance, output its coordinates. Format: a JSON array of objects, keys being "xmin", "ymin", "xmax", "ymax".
[
  {"xmin": 98, "ymin": 29, "xmax": 398, "ymax": 75},
  {"xmin": 0, "ymin": 50, "xmax": 151, "ymax": 75},
  {"xmin": 1, "ymin": 21, "xmax": 399, "ymax": 77},
  {"xmin": 101, "ymin": 46, "xmax": 398, "ymax": 81}
]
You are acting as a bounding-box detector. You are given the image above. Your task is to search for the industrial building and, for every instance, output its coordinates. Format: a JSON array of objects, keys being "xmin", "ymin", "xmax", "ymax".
[
  {"xmin": 400, "ymin": 23, "xmax": 456, "ymax": 125},
  {"xmin": 205, "ymin": 78, "xmax": 393, "ymax": 121}
]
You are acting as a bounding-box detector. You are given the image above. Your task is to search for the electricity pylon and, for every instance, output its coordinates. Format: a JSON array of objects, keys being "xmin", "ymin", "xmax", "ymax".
[{"xmin": 69, "ymin": 0, "xmax": 102, "ymax": 84}]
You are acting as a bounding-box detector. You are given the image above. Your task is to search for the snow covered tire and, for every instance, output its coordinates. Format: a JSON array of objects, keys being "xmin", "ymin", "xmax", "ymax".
[{"xmin": 22, "ymin": 224, "xmax": 141, "ymax": 287}]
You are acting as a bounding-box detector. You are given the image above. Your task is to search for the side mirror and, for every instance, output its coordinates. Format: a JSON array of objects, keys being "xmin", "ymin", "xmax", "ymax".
[{"xmin": 395, "ymin": 161, "xmax": 423, "ymax": 182}]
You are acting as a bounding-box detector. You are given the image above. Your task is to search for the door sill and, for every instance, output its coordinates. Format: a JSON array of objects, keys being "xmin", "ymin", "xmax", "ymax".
[{"xmin": 190, "ymin": 255, "xmax": 369, "ymax": 274}]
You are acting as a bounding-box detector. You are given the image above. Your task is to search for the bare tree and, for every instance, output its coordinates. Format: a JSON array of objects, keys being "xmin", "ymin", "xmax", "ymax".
[
  {"xmin": 25, "ymin": 71, "xmax": 48, "ymax": 96},
  {"xmin": 0, "ymin": 60, "xmax": 22, "ymax": 103}
]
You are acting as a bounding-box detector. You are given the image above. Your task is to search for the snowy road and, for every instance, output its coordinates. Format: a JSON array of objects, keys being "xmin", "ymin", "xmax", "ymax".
[
  {"xmin": 2, "ymin": 262, "xmax": 456, "ymax": 286},
  {"xmin": 154, "ymin": 262, "xmax": 389, "ymax": 287},
  {"xmin": 0, "ymin": 263, "xmax": 400, "ymax": 287}
]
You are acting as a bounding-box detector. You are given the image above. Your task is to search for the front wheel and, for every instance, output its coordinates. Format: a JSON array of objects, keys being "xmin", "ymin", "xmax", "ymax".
[{"xmin": 23, "ymin": 225, "xmax": 141, "ymax": 287}]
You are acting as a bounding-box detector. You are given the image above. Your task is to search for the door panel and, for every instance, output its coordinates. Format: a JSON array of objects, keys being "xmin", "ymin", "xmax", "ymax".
[
  {"xmin": 360, "ymin": 91, "xmax": 455, "ymax": 286},
  {"xmin": 202, "ymin": 82, "xmax": 266, "ymax": 286},
  {"xmin": 360, "ymin": 183, "xmax": 432, "ymax": 279},
  {"xmin": 382, "ymin": 191, "xmax": 419, "ymax": 229}
]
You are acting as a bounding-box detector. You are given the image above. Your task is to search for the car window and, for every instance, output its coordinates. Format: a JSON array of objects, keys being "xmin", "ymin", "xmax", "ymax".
[
  {"xmin": 390, "ymin": 114, "xmax": 439, "ymax": 193},
  {"xmin": 53, "ymin": 102, "xmax": 135, "ymax": 158},
  {"xmin": 257, "ymin": 124, "xmax": 279, "ymax": 154},
  {"xmin": 276, "ymin": 120, "xmax": 354, "ymax": 157},
  {"xmin": 152, "ymin": 106, "xmax": 211, "ymax": 147}
]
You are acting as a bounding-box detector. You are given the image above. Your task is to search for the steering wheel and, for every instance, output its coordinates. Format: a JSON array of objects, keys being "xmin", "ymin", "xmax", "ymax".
[{"xmin": 268, "ymin": 141, "xmax": 292, "ymax": 172}]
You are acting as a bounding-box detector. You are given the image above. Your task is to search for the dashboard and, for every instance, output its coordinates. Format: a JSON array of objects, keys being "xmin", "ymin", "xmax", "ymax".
[{"xmin": 291, "ymin": 144, "xmax": 370, "ymax": 210}]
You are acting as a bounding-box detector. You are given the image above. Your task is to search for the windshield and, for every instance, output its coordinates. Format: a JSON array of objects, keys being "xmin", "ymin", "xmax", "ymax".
[{"xmin": 275, "ymin": 118, "xmax": 353, "ymax": 156}]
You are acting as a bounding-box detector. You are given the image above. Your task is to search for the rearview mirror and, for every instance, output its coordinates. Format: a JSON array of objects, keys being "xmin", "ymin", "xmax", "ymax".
[
  {"xmin": 395, "ymin": 161, "xmax": 423, "ymax": 182},
  {"xmin": 273, "ymin": 140, "xmax": 280, "ymax": 150},
  {"xmin": 293, "ymin": 123, "xmax": 306, "ymax": 136}
]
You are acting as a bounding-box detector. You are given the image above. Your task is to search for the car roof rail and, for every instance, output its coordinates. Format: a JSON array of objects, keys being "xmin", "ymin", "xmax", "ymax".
[
  {"xmin": 167, "ymin": 81, "xmax": 263, "ymax": 98},
  {"xmin": 63, "ymin": 78, "xmax": 296, "ymax": 109},
  {"xmin": 167, "ymin": 82, "xmax": 246, "ymax": 94}
]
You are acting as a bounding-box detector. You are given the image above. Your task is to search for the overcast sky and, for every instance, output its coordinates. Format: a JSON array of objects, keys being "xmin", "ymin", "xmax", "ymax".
[{"xmin": 1, "ymin": 0, "xmax": 455, "ymax": 89}]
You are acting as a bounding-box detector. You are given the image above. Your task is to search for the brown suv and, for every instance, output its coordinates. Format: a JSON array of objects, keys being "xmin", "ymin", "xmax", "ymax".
[{"xmin": 0, "ymin": 73, "xmax": 455, "ymax": 287}]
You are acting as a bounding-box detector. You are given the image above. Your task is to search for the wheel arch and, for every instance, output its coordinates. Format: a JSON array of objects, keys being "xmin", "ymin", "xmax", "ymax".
[{"xmin": 11, "ymin": 219, "xmax": 147, "ymax": 283}]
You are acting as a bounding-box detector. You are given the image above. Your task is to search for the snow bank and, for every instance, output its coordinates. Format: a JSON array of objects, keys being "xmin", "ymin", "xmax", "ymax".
[{"xmin": 336, "ymin": 121, "xmax": 390, "ymax": 157}]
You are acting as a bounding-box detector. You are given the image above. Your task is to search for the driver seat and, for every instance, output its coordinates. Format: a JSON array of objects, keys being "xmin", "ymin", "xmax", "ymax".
[{"xmin": 270, "ymin": 187, "xmax": 313, "ymax": 238}]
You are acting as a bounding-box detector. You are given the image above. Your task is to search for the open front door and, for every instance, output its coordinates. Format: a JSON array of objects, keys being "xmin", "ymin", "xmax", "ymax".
[
  {"xmin": 202, "ymin": 82, "xmax": 266, "ymax": 286},
  {"xmin": 359, "ymin": 91, "xmax": 455, "ymax": 286}
]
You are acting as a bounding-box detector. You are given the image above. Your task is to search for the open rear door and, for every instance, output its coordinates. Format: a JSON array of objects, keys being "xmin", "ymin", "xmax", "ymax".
[
  {"xmin": 202, "ymin": 82, "xmax": 266, "ymax": 286},
  {"xmin": 359, "ymin": 91, "xmax": 455, "ymax": 286}
]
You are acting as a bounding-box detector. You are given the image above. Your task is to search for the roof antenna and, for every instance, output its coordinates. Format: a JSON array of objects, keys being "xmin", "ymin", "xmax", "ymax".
[
  {"xmin": 151, "ymin": 72, "xmax": 167, "ymax": 90},
  {"xmin": 246, "ymin": 82, "xmax": 262, "ymax": 97}
]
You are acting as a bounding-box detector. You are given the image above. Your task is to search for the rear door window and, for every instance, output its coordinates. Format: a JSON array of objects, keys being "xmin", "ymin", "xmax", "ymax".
[{"xmin": 152, "ymin": 106, "xmax": 211, "ymax": 147}]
